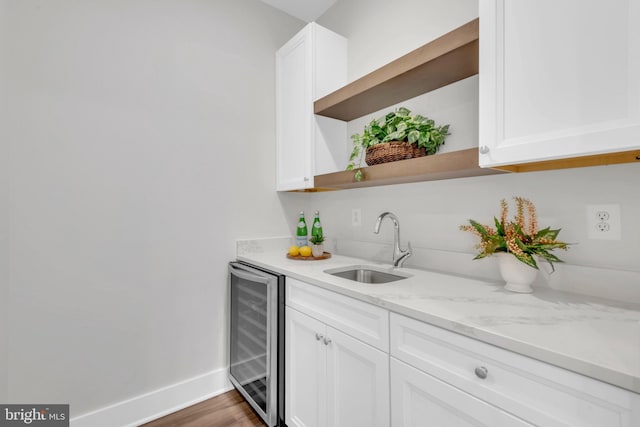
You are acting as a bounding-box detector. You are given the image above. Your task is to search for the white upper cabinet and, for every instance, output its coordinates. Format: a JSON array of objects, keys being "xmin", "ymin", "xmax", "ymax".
[
  {"xmin": 479, "ymin": 0, "xmax": 640, "ymax": 168},
  {"xmin": 276, "ymin": 23, "xmax": 347, "ymax": 191}
]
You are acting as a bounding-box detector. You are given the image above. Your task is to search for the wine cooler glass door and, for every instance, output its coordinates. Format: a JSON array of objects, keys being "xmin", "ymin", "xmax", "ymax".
[{"xmin": 229, "ymin": 263, "xmax": 278, "ymax": 426}]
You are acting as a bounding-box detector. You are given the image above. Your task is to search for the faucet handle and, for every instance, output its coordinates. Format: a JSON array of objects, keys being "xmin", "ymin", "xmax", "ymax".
[
  {"xmin": 404, "ymin": 241, "xmax": 413, "ymax": 259},
  {"xmin": 396, "ymin": 241, "xmax": 412, "ymax": 268}
]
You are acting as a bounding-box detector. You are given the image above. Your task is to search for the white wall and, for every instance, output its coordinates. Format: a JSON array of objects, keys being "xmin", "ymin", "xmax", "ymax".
[
  {"xmin": 3, "ymin": 0, "xmax": 303, "ymax": 418},
  {"xmin": 305, "ymin": 0, "xmax": 640, "ymax": 301},
  {"xmin": 0, "ymin": 0, "xmax": 9, "ymax": 404},
  {"xmin": 319, "ymin": 0, "xmax": 478, "ymax": 82}
]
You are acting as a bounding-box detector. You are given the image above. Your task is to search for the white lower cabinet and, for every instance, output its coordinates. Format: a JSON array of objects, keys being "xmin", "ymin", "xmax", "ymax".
[
  {"xmin": 285, "ymin": 279, "xmax": 390, "ymax": 427},
  {"xmin": 325, "ymin": 323, "xmax": 389, "ymax": 427},
  {"xmin": 391, "ymin": 357, "xmax": 532, "ymax": 427},
  {"xmin": 286, "ymin": 307, "xmax": 327, "ymax": 427},
  {"xmin": 390, "ymin": 312, "xmax": 640, "ymax": 427},
  {"xmin": 284, "ymin": 278, "xmax": 640, "ymax": 427}
]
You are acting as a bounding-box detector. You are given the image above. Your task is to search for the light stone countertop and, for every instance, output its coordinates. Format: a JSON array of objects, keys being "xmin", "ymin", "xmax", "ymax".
[{"xmin": 237, "ymin": 242, "xmax": 640, "ymax": 394}]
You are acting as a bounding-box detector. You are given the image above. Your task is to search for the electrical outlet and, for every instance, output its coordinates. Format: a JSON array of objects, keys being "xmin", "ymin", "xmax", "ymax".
[
  {"xmin": 352, "ymin": 208, "xmax": 362, "ymax": 227},
  {"xmin": 586, "ymin": 204, "xmax": 621, "ymax": 240}
]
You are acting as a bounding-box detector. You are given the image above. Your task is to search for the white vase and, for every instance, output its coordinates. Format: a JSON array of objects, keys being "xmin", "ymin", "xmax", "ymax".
[
  {"xmin": 496, "ymin": 253, "xmax": 538, "ymax": 293},
  {"xmin": 311, "ymin": 244, "xmax": 324, "ymax": 257}
]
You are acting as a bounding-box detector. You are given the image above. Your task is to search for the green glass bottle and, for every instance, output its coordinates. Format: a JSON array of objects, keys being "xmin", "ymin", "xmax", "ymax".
[
  {"xmin": 311, "ymin": 211, "xmax": 323, "ymax": 243},
  {"xmin": 296, "ymin": 211, "xmax": 308, "ymax": 247}
]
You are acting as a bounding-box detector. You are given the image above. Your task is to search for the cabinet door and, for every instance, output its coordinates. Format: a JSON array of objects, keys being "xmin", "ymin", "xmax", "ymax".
[
  {"xmin": 479, "ymin": 0, "xmax": 640, "ymax": 167},
  {"xmin": 276, "ymin": 26, "xmax": 313, "ymax": 191},
  {"xmin": 391, "ymin": 358, "xmax": 533, "ymax": 427},
  {"xmin": 325, "ymin": 326, "xmax": 390, "ymax": 427},
  {"xmin": 276, "ymin": 23, "xmax": 347, "ymax": 191},
  {"xmin": 285, "ymin": 307, "xmax": 326, "ymax": 427}
]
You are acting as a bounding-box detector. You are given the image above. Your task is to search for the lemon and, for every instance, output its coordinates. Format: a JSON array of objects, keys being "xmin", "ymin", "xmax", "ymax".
[
  {"xmin": 299, "ymin": 246, "xmax": 312, "ymax": 257},
  {"xmin": 288, "ymin": 245, "xmax": 300, "ymax": 256}
]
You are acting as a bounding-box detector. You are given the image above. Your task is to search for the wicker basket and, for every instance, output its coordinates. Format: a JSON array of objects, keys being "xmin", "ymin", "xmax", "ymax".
[{"xmin": 365, "ymin": 141, "xmax": 426, "ymax": 166}]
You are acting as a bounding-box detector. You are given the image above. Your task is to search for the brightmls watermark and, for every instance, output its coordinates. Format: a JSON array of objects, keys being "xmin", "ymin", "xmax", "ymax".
[{"xmin": 1, "ymin": 405, "xmax": 68, "ymax": 426}]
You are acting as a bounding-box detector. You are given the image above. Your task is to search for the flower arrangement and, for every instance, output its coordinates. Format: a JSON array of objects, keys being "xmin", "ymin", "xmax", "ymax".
[{"xmin": 460, "ymin": 197, "xmax": 570, "ymax": 270}]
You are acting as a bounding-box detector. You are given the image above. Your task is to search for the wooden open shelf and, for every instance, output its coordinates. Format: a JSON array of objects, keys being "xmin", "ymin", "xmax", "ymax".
[
  {"xmin": 314, "ymin": 19, "xmax": 479, "ymax": 121},
  {"xmin": 306, "ymin": 17, "xmax": 637, "ymax": 190},
  {"xmin": 313, "ymin": 148, "xmax": 506, "ymax": 190},
  {"xmin": 492, "ymin": 149, "xmax": 640, "ymax": 173},
  {"xmin": 305, "ymin": 19, "xmax": 504, "ymax": 191}
]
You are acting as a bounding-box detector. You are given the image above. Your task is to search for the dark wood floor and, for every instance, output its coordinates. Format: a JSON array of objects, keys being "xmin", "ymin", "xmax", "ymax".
[{"xmin": 141, "ymin": 389, "xmax": 267, "ymax": 427}]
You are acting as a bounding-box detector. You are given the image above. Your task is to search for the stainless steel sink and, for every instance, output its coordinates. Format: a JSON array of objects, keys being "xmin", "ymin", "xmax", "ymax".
[{"xmin": 324, "ymin": 265, "xmax": 410, "ymax": 284}]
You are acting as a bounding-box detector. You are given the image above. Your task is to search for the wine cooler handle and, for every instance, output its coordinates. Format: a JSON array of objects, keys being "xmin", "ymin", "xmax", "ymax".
[{"xmin": 229, "ymin": 264, "xmax": 271, "ymax": 285}]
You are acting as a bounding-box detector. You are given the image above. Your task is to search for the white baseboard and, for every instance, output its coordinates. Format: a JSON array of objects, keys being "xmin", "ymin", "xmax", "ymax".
[{"xmin": 70, "ymin": 368, "xmax": 233, "ymax": 427}]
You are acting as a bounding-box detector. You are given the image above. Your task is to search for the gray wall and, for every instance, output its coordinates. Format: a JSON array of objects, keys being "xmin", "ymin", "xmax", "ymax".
[
  {"xmin": 306, "ymin": 0, "xmax": 640, "ymax": 296},
  {"xmin": 0, "ymin": 0, "xmax": 9, "ymax": 404},
  {"xmin": 3, "ymin": 0, "xmax": 302, "ymax": 416},
  {"xmin": 319, "ymin": 0, "xmax": 478, "ymax": 82}
]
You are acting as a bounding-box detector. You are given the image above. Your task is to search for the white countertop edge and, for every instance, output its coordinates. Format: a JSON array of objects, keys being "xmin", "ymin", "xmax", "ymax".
[{"xmin": 236, "ymin": 252, "xmax": 640, "ymax": 394}]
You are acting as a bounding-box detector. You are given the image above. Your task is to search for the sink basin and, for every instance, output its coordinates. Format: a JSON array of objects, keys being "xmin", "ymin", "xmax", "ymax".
[{"xmin": 324, "ymin": 265, "xmax": 410, "ymax": 284}]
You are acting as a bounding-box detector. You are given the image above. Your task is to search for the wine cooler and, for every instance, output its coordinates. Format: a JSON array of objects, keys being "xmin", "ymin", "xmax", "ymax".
[{"xmin": 228, "ymin": 261, "xmax": 285, "ymax": 426}]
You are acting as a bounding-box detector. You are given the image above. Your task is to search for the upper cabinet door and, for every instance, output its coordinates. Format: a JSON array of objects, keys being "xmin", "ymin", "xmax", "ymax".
[
  {"xmin": 276, "ymin": 26, "xmax": 313, "ymax": 191},
  {"xmin": 479, "ymin": 0, "xmax": 640, "ymax": 168},
  {"xmin": 276, "ymin": 23, "xmax": 347, "ymax": 191}
]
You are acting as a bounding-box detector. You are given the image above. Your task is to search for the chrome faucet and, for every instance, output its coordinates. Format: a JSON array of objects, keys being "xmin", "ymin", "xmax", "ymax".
[{"xmin": 373, "ymin": 212, "xmax": 412, "ymax": 268}]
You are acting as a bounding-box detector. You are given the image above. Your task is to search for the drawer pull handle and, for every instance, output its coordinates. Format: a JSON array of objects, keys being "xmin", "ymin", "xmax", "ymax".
[
  {"xmin": 475, "ymin": 366, "xmax": 488, "ymax": 379},
  {"xmin": 323, "ymin": 337, "xmax": 332, "ymax": 345},
  {"xmin": 315, "ymin": 333, "xmax": 324, "ymax": 341}
]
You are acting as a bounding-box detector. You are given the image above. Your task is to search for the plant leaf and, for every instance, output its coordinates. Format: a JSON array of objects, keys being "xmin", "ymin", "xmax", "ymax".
[
  {"xmin": 397, "ymin": 106, "xmax": 411, "ymax": 116},
  {"xmin": 469, "ymin": 220, "xmax": 490, "ymax": 237},
  {"xmin": 407, "ymin": 130, "xmax": 420, "ymax": 143},
  {"xmin": 514, "ymin": 253, "xmax": 538, "ymax": 269},
  {"xmin": 349, "ymin": 146, "xmax": 359, "ymax": 161}
]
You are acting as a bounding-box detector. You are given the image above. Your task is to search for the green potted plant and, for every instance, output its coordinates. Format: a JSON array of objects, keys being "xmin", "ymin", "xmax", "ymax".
[
  {"xmin": 309, "ymin": 234, "xmax": 326, "ymax": 257},
  {"xmin": 460, "ymin": 197, "xmax": 571, "ymax": 292},
  {"xmin": 347, "ymin": 107, "xmax": 450, "ymax": 181}
]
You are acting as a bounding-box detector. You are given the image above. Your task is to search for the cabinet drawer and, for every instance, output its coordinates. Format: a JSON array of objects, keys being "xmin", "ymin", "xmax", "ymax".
[
  {"xmin": 390, "ymin": 313, "xmax": 636, "ymax": 427},
  {"xmin": 391, "ymin": 357, "xmax": 533, "ymax": 427},
  {"xmin": 287, "ymin": 278, "xmax": 389, "ymax": 352}
]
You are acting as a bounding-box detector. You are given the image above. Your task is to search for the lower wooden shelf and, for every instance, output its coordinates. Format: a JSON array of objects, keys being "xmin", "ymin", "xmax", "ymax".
[
  {"xmin": 491, "ymin": 149, "xmax": 640, "ymax": 173},
  {"xmin": 312, "ymin": 147, "xmax": 506, "ymax": 190},
  {"xmin": 296, "ymin": 147, "xmax": 639, "ymax": 192}
]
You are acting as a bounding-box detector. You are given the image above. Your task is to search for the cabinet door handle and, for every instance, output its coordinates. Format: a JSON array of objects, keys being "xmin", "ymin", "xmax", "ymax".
[
  {"xmin": 479, "ymin": 145, "xmax": 490, "ymax": 155},
  {"xmin": 315, "ymin": 333, "xmax": 324, "ymax": 341},
  {"xmin": 323, "ymin": 337, "xmax": 332, "ymax": 345},
  {"xmin": 474, "ymin": 366, "xmax": 488, "ymax": 379}
]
